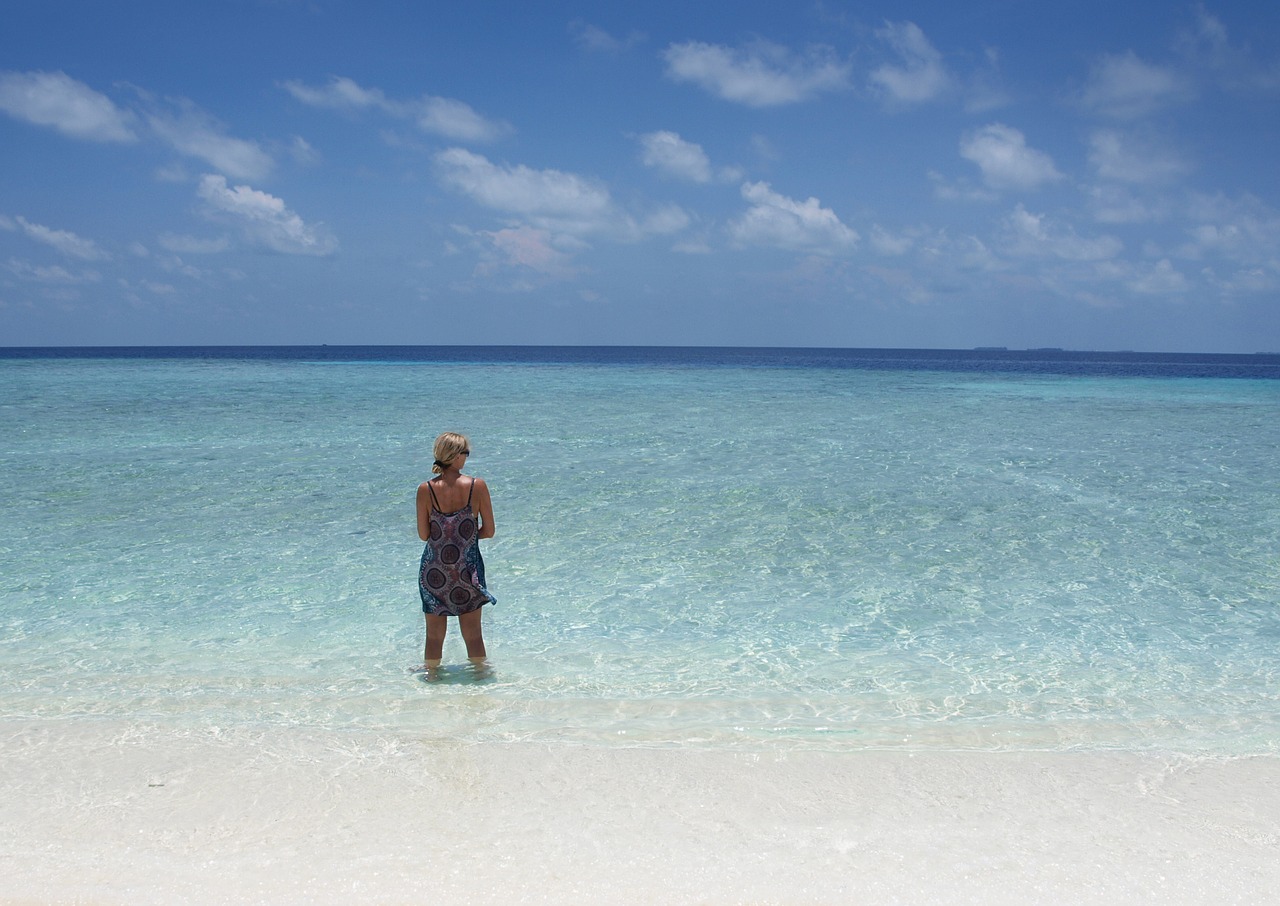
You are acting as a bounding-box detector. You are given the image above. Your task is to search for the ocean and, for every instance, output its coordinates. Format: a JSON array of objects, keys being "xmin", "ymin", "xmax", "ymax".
[{"xmin": 3, "ymin": 346, "xmax": 1278, "ymax": 755}]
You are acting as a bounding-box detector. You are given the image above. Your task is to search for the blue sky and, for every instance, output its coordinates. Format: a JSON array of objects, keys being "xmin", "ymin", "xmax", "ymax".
[{"xmin": 2, "ymin": 1, "xmax": 1278, "ymax": 351}]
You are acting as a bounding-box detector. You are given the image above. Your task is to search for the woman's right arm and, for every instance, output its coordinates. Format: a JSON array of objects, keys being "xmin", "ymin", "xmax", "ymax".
[{"xmin": 416, "ymin": 483, "xmax": 431, "ymax": 541}]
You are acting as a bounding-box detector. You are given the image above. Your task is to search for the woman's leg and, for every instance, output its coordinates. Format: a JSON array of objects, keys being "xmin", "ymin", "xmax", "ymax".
[
  {"xmin": 424, "ymin": 614, "xmax": 448, "ymax": 668},
  {"xmin": 458, "ymin": 609, "xmax": 486, "ymax": 662}
]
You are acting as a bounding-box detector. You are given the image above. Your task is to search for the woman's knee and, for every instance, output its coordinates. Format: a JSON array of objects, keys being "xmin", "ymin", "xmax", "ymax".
[{"xmin": 425, "ymin": 615, "xmax": 448, "ymax": 642}]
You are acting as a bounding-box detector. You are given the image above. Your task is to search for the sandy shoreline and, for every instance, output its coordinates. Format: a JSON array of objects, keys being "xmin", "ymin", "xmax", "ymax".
[{"xmin": 2, "ymin": 721, "xmax": 1277, "ymax": 904}]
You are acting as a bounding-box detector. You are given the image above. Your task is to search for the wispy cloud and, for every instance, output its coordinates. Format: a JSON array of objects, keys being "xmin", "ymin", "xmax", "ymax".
[
  {"xmin": 479, "ymin": 225, "xmax": 576, "ymax": 278},
  {"xmin": 641, "ymin": 203, "xmax": 692, "ymax": 236},
  {"xmin": 1003, "ymin": 204, "xmax": 1123, "ymax": 261},
  {"xmin": 1181, "ymin": 191, "xmax": 1280, "ymax": 269},
  {"xmin": 1078, "ymin": 52, "xmax": 1193, "ymax": 118},
  {"xmin": 662, "ymin": 40, "xmax": 850, "ymax": 107},
  {"xmin": 1126, "ymin": 258, "xmax": 1189, "ymax": 295},
  {"xmin": 570, "ymin": 21, "xmax": 645, "ymax": 54},
  {"xmin": 1088, "ymin": 130, "xmax": 1190, "ymax": 184},
  {"xmin": 157, "ymin": 232, "xmax": 231, "ymax": 255},
  {"xmin": 1086, "ymin": 184, "xmax": 1169, "ymax": 225},
  {"xmin": 6, "ymin": 257, "xmax": 102, "ymax": 284},
  {"xmin": 730, "ymin": 182, "xmax": 859, "ymax": 255},
  {"xmin": 434, "ymin": 147, "xmax": 617, "ymax": 236},
  {"xmin": 870, "ymin": 22, "xmax": 951, "ymax": 104},
  {"xmin": 869, "ymin": 224, "xmax": 915, "ymax": 256},
  {"xmin": 960, "ymin": 124, "xmax": 1063, "ymax": 191},
  {"xmin": 283, "ymin": 76, "xmax": 511, "ymax": 143},
  {"xmin": 197, "ymin": 174, "xmax": 337, "ymax": 256},
  {"xmin": 435, "ymin": 148, "xmax": 692, "ymax": 280},
  {"xmin": 6, "ymin": 215, "xmax": 109, "ymax": 260},
  {"xmin": 1176, "ymin": 7, "xmax": 1280, "ymax": 92},
  {"xmin": 0, "ymin": 70, "xmax": 137, "ymax": 142},
  {"xmin": 964, "ymin": 47, "xmax": 1012, "ymax": 112},
  {"xmin": 147, "ymin": 99, "xmax": 274, "ymax": 181}
]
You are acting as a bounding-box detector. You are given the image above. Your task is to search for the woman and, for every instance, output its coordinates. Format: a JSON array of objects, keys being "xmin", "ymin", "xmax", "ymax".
[{"xmin": 415, "ymin": 432, "xmax": 496, "ymax": 671}]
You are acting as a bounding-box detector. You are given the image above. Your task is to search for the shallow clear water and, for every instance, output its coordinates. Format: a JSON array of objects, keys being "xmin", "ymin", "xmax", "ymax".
[{"xmin": 2, "ymin": 352, "xmax": 1278, "ymax": 752}]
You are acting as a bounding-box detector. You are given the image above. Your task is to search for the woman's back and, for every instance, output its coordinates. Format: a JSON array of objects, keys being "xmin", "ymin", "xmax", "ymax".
[{"xmin": 426, "ymin": 475, "xmax": 476, "ymax": 515}]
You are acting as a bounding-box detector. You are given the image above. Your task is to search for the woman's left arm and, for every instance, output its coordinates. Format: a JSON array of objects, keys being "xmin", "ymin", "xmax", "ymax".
[{"xmin": 473, "ymin": 477, "xmax": 496, "ymax": 539}]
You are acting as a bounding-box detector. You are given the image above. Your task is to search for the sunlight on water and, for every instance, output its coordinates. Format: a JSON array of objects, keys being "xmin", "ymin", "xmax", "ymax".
[{"xmin": 2, "ymin": 355, "xmax": 1278, "ymax": 752}]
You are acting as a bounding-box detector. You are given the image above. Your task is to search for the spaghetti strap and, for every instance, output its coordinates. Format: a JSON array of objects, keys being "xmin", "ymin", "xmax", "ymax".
[
  {"xmin": 466, "ymin": 478, "xmax": 475, "ymax": 506},
  {"xmin": 427, "ymin": 481, "xmax": 441, "ymax": 510}
]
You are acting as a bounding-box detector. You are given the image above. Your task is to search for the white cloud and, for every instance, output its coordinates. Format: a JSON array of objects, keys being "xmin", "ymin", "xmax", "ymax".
[
  {"xmin": 154, "ymin": 162, "xmax": 190, "ymax": 183},
  {"xmin": 148, "ymin": 102, "xmax": 274, "ymax": 181},
  {"xmin": 730, "ymin": 181, "xmax": 859, "ymax": 255},
  {"xmin": 435, "ymin": 149, "xmax": 691, "ymax": 268},
  {"xmin": 283, "ymin": 76, "xmax": 385, "ymax": 110},
  {"xmin": 283, "ymin": 76, "xmax": 510, "ymax": 142},
  {"xmin": 870, "ymin": 22, "xmax": 951, "ymax": 104},
  {"xmin": 570, "ymin": 21, "xmax": 645, "ymax": 54},
  {"xmin": 673, "ymin": 235, "xmax": 713, "ymax": 255},
  {"xmin": 638, "ymin": 131, "xmax": 713, "ymax": 183},
  {"xmin": 197, "ymin": 174, "xmax": 337, "ymax": 256},
  {"xmin": 1003, "ymin": 204, "xmax": 1123, "ymax": 261},
  {"xmin": 928, "ymin": 170, "xmax": 997, "ymax": 203},
  {"xmin": 1079, "ymin": 52, "xmax": 1192, "ymax": 118},
  {"xmin": 158, "ymin": 233, "xmax": 231, "ymax": 254},
  {"xmin": 434, "ymin": 147, "xmax": 616, "ymax": 236},
  {"xmin": 1086, "ymin": 185, "xmax": 1168, "ymax": 224},
  {"xmin": 1126, "ymin": 258, "xmax": 1190, "ymax": 295},
  {"xmin": 480, "ymin": 225, "xmax": 575, "ymax": 277},
  {"xmin": 289, "ymin": 136, "xmax": 320, "ymax": 165},
  {"xmin": 960, "ymin": 123, "xmax": 1063, "ymax": 191},
  {"xmin": 750, "ymin": 134, "xmax": 781, "ymax": 162},
  {"xmin": 1176, "ymin": 8, "xmax": 1280, "ymax": 92},
  {"xmin": 413, "ymin": 96, "xmax": 507, "ymax": 142},
  {"xmin": 1208, "ymin": 267, "xmax": 1277, "ymax": 296},
  {"xmin": 1088, "ymin": 130, "xmax": 1189, "ymax": 183},
  {"xmin": 1180, "ymin": 192, "xmax": 1280, "ymax": 268},
  {"xmin": 964, "ymin": 46, "xmax": 1012, "ymax": 112},
  {"xmin": 662, "ymin": 40, "xmax": 850, "ymax": 107},
  {"xmin": 640, "ymin": 204, "xmax": 692, "ymax": 235},
  {"xmin": 0, "ymin": 70, "xmax": 136, "ymax": 142},
  {"xmin": 11, "ymin": 216, "xmax": 109, "ymax": 260},
  {"xmin": 869, "ymin": 224, "xmax": 914, "ymax": 256},
  {"xmin": 154, "ymin": 254, "xmax": 205, "ymax": 280},
  {"xmin": 1178, "ymin": 7, "xmax": 1233, "ymax": 69},
  {"xmin": 7, "ymin": 258, "xmax": 101, "ymax": 284}
]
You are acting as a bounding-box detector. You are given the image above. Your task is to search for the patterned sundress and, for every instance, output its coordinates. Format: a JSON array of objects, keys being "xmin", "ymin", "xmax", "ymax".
[{"xmin": 419, "ymin": 478, "xmax": 496, "ymax": 616}]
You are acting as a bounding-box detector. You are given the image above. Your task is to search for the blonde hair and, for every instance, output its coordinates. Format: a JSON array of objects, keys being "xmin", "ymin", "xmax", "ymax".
[{"xmin": 431, "ymin": 432, "xmax": 470, "ymax": 474}]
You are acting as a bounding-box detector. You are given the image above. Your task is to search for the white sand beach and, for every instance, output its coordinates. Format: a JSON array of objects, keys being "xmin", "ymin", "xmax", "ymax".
[{"xmin": 2, "ymin": 722, "xmax": 1277, "ymax": 904}]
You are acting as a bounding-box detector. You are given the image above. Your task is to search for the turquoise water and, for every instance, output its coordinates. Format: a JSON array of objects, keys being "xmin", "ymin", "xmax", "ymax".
[{"xmin": 2, "ymin": 352, "xmax": 1278, "ymax": 752}]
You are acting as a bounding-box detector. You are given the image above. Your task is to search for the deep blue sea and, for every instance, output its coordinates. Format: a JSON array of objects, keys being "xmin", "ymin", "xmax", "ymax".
[{"xmin": 2, "ymin": 346, "xmax": 1278, "ymax": 752}]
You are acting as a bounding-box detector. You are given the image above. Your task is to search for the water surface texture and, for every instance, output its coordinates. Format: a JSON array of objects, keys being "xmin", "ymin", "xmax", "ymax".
[{"xmin": 2, "ymin": 348, "xmax": 1278, "ymax": 752}]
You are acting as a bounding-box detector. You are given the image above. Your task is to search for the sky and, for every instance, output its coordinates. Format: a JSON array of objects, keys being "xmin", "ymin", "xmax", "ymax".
[{"xmin": 1, "ymin": 1, "xmax": 1278, "ymax": 352}]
